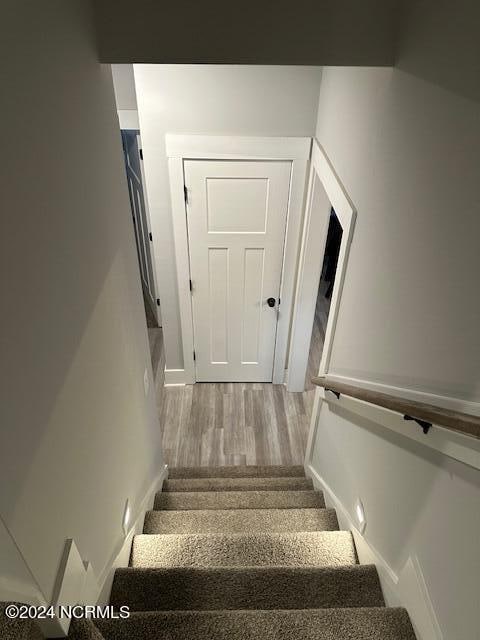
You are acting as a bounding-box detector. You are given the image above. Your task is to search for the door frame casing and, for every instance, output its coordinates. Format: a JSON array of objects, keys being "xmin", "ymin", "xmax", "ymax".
[
  {"xmin": 137, "ymin": 133, "xmax": 162, "ymax": 326},
  {"xmin": 122, "ymin": 129, "xmax": 162, "ymax": 326},
  {"xmin": 287, "ymin": 139, "xmax": 356, "ymax": 392},
  {"xmin": 166, "ymin": 134, "xmax": 311, "ymax": 385}
]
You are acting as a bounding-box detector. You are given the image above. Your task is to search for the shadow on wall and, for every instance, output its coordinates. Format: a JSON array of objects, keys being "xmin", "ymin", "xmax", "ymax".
[
  {"xmin": 328, "ymin": 400, "xmax": 480, "ymax": 567},
  {"xmin": 1, "ymin": 2, "xmax": 163, "ymax": 605},
  {"xmin": 396, "ymin": 0, "xmax": 480, "ymax": 103}
]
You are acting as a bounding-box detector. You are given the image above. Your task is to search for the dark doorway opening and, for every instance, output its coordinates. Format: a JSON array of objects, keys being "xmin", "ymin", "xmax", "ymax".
[{"xmin": 305, "ymin": 208, "xmax": 343, "ymax": 389}]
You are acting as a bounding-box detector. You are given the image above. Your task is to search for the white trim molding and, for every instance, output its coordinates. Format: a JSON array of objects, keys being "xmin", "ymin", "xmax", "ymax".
[
  {"xmin": 324, "ymin": 388, "xmax": 480, "ymax": 470},
  {"xmin": 165, "ymin": 134, "xmax": 311, "ymax": 160},
  {"xmin": 117, "ymin": 109, "xmax": 139, "ymax": 130},
  {"xmin": 325, "ymin": 373, "xmax": 480, "ymax": 417},
  {"xmin": 166, "ymin": 134, "xmax": 311, "ymax": 385},
  {"xmin": 168, "ymin": 155, "xmax": 196, "ymax": 384},
  {"xmin": 306, "ymin": 463, "xmax": 444, "ymax": 640},
  {"xmin": 164, "ymin": 368, "xmax": 187, "ymax": 386},
  {"xmin": 287, "ymin": 139, "xmax": 356, "ymax": 392},
  {"xmin": 95, "ymin": 463, "xmax": 169, "ymax": 604},
  {"xmin": 306, "ymin": 385, "xmax": 480, "ymax": 472},
  {"xmin": 37, "ymin": 464, "xmax": 170, "ymax": 637}
]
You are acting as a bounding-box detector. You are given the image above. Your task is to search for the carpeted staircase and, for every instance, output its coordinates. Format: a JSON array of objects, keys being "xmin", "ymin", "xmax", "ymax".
[{"xmin": 72, "ymin": 465, "xmax": 416, "ymax": 639}]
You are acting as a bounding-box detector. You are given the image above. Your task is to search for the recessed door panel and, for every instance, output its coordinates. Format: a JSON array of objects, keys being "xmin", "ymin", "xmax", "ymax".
[
  {"xmin": 242, "ymin": 248, "xmax": 265, "ymax": 364},
  {"xmin": 206, "ymin": 178, "xmax": 269, "ymax": 233},
  {"xmin": 208, "ymin": 248, "xmax": 229, "ymax": 363}
]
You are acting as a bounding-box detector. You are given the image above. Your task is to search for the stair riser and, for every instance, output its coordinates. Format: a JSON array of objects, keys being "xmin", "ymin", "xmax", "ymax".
[
  {"xmin": 111, "ymin": 566, "xmax": 384, "ymax": 611},
  {"xmin": 144, "ymin": 508, "xmax": 338, "ymax": 535},
  {"xmin": 168, "ymin": 465, "xmax": 306, "ymax": 479},
  {"xmin": 163, "ymin": 477, "xmax": 314, "ymax": 492},
  {"xmin": 154, "ymin": 490, "xmax": 325, "ymax": 510}
]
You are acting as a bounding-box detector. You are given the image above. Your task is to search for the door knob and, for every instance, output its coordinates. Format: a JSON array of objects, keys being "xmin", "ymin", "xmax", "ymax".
[{"xmin": 267, "ymin": 297, "xmax": 276, "ymax": 308}]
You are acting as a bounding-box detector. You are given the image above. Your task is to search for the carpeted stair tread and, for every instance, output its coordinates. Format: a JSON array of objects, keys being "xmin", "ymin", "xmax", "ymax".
[
  {"xmin": 68, "ymin": 619, "xmax": 105, "ymax": 640},
  {"xmin": 163, "ymin": 476, "xmax": 314, "ymax": 492},
  {"xmin": 144, "ymin": 507, "xmax": 338, "ymax": 534},
  {"xmin": 154, "ymin": 490, "xmax": 325, "ymax": 510},
  {"xmin": 94, "ymin": 608, "xmax": 416, "ymax": 640},
  {"xmin": 110, "ymin": 565, "xmax": 384, "ymax": 611},
  {"xmin": 0, "ymin": 604, "xmax": 44, "ymax": 640},
  {"xmin": 168, "ymin": 465, "xmax": 305, "ymax": 479},
  {"xmin": 131, "ymin": 531, "xmax": 356, "ymax": 567},
  {"xmin": 99, "ymin": 464, "xmax": 416, "ymax": 640}
]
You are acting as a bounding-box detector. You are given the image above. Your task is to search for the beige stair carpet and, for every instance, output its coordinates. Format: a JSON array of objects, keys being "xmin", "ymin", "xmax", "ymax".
[
  {"xmin": 110, "ymin": 565, "xmax": 384, "ymax": 610},
  {"xmin": 94, "ymin": 608, "xmax": 416, "ymax": 640},
  {"xmin": 131, "ymin": 531, "xmax": 357, "ymax": 568},
  {"xmin": 0, "ymin": 604, "xmax": 43, "ymax": 640},
  {"xmin": 68, "ymin": 464, "xmax": 416, "ymax": 640},
  {"xmin": 163, "ymin": 476, "xmax": 314, "ymax": 492},
  {"xmin": 154, "ymin": 489, "xmax": 325, "ymax": 510},
  {"xmin": 144, "ymin": 507, "xmax": 339, "ymax": 534},
  {"xmin": 168, "ymin": 465, "xmax": 305, "ymax": 479}
]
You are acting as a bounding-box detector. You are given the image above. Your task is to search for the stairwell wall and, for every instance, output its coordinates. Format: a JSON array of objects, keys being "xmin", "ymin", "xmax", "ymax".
[
  {"xmin": 1, "ymin": 0, "xmax": 164, "ymax": 607},
  {"xmin": 309, "ymin": 4, "xmax": 480, "ymax": 639},
  {"xmin": 315, "ymin": 65, "xmax": 480, "ymax": 399}
]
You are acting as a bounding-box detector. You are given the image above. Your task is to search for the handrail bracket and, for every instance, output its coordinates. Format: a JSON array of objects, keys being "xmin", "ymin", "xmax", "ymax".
[
  {"xmin": 325, "ymin": 388, "xmax": 341, "ymax": 400},
  {"xmin": 403, "ymin": 414, "xmax": 432, "ymax": 434}
]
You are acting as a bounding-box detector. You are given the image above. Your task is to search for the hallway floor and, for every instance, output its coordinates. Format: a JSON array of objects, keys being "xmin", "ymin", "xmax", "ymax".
[
  {"xmin": 157, "ymin": 382, "xmax": 313, "ymax": 467},
  {"xmin": 151, "ymin": 282, "xmax": 330, "ymax": 468}
]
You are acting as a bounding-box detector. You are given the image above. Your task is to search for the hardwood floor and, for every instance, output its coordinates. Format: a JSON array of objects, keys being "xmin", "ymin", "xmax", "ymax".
[
  {"xmin": 156, "ymin": 382, "xmax": 313, "ymax": 467},
  {"xmin": 148, "ymin": 327, "xmax": 164, "ymax": 382},
  {"xmin": 150, "ymin": 281, "xmax": 330, "ymax": 468}
]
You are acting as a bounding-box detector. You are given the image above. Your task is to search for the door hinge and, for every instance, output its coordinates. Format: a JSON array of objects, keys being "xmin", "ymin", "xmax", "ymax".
[
  {"xmin": 184, "ymin": 185, "xmax": 188, "ymax": 204},
  {"xmin": 149, "ymin": 232, "xmax": 153, "ymax": 241},
  {"xmin": 139, "ymin": 148, "xmax": 143, "ymax": 160},
  {"xmin": 193, "ymin": 350, "xmax": 196, "ymax": 361},
  {"xmin": 156, "ymin": 298, "xmax": 160, "ymax": 307},
  {"xmin": 189, "ymin": 279, "xmax": 193, "ymax": 292}
]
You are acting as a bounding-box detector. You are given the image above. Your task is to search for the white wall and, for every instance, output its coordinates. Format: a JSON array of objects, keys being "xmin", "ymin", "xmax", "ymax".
[
  {"xmin": 315, "ymin": 67, "xmax": 480, "ymax": 401},
  {"xmin": 309, "ymin": 10, "xmax": 480, "ymax": 640},
  {"xmin": 134, "ymin": 65, "xmax": 322, "ymax": 371},
  {"xmin": 310, "ymin": 399, "xmax": 480, "ymax": 640},
  {"xmin": 1, "ymin": 0, "xmax": 164, "ymax": 606}
]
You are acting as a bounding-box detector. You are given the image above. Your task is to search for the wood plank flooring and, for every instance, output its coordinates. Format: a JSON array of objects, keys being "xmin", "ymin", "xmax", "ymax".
[
  {"xmin": 150, "ymin": 282, "xmax": 330, "ymax": 467},
  {"xmin": 156, "ymin": 382, "xmax": 313, "ymax": 467}
]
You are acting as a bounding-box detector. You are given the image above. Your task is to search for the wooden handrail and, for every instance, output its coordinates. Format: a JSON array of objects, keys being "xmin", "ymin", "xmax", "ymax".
[{"xmin": 311, "ymin": 376, "xmax": 480, "ymax": 439}]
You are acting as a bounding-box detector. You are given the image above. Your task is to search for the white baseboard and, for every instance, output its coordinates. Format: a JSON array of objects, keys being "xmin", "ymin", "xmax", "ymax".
[
  {"xmin": 306, "ymin": 463, "xmax": 443, "ymax": 640},
  {"xmin": 95, "ymin": 464, "xmax": 169, "ymax": 604},
  {"xmin": 164, "ymin": 368, "xmax": 188, "ymax": 386},
  {"xmin": 38, "ymin": 464, "xmax": 169, "ymax": 637},
  {"xmin": 326, "ymin": 373, "xmax": 480, "ymax": 416}
]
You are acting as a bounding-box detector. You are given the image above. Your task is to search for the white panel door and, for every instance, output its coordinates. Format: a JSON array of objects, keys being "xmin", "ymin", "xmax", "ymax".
[{"xmin": 184, "ymin": 160, "xmax": 291, "ymax": 382}]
